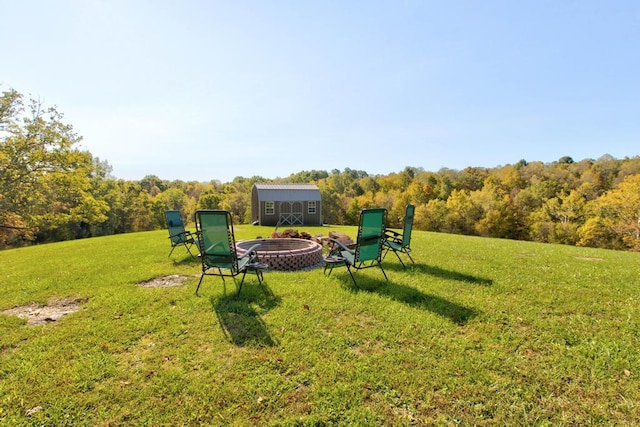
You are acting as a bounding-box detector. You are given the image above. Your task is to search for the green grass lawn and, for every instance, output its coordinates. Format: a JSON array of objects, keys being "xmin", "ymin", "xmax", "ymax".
[{"xmin": 1, "ymin": 225, "xmax": 639, "ymax": 425}]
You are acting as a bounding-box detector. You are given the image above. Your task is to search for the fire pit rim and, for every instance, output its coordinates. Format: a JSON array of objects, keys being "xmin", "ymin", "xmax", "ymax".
[
  {"xmin": 235, "ymin": 238, "xmax": 324, "ymax": 271},
  {"xmin": 236, "ymin": 238, "xmax": 322, "ymax": 252}
]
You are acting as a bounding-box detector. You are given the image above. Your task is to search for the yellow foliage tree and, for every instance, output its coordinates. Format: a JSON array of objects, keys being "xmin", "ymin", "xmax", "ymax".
[{"xmin": 584, "ymin": 175, "xmax": 640, "ymax": 251}]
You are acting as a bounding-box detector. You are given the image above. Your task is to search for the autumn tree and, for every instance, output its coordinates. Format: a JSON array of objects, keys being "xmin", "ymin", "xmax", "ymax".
[
  {"xmin": 581, "ymin": 174, "xmax": 640, "ymax": 250},
  {"xmin": 471, "ymin": 179, "xmax": 520, "ymax": 239},
  {"xmin": 443, "ymin": 190, "xmax": 482, "ymax": 235},
  {"xmin": 416, "ymin": 199, "xmax": 447, "ymax": 231}
]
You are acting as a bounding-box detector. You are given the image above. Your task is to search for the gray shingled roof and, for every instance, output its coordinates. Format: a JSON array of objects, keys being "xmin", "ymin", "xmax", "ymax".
[{"xmin": 254, "ymin": 183, "xmax": 321, "ymax": 202}]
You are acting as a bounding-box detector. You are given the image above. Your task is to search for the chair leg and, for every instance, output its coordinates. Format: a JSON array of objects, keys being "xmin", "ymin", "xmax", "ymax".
[
  {"xmin": 378, "ymin": 261, "xmax": 389, "ymax": 281},
  {"xmin": 185, "ymin": 242, "xmax": 196, "ymax": 258},
  {"xmin": 404, "ymin": 251, "xmax": 415, "ymax": 264},
  {"xmin": 237, "ymin": 270, "xmax": 248, "ymax": 296},
  {"xmin": 195, "ymin": 274, "xmax": 205, "ymax": 296},
  {"xmin": 255, "ymin": 269, "xmax": 264, "ymax": 285},
  {"xmin": 324, "ymin": 263, "xmax": 335, "ymax": 277},
  {"xmin": 345, "ymin": 264, "xmax": 357, "ymax": 286},
  {"xmin": 168, "ymin": 245, "xmax": 177, "ymax": 258},
  {"xmin": 392, "ymin": 249, "xmax": 406, "ymax": 268}
]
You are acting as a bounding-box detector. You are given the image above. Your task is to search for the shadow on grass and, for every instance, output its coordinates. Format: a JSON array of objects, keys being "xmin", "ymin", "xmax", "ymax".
[
  {"xmin": 334, "ymin": 271, "xmax": 478, "ymax": 325},
  {"xmin": 171, "ymin": 255, "xmax": 201, "ymax": 266},
  {"xmin": 210, "ymin": 280, "xmax": 281, "ymax": 347},
  {"xmin": 384, "ymin": 262, "xmax": 493, "ymax": 286}
]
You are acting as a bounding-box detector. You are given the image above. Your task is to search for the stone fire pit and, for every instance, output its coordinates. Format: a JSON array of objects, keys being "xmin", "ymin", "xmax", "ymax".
[{"xmin": 236, "ymin": 238, "xmax": 323, "ymax": 271}]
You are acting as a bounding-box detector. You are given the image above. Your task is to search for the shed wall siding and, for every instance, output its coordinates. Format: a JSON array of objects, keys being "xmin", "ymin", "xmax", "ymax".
[{"xmin": 257, "ymin": 201, "xmax": 322, "ymax": 226}]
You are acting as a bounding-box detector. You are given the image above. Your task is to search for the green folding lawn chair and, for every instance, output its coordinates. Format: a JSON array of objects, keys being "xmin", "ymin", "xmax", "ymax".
[
  {"xmin": 194, "ymin": 210, "xmax": 267, "ymax": 296},
  {"xmin": 165, "ymin": 210, "xmax": 198, "ymax": 258},
  {"xmin": 383, "ymin": 204, "xmax": 415, "ymax": 267},
  {"xmin": 324, "ymin": 208, "xmax": 389, "ymax": 285}
]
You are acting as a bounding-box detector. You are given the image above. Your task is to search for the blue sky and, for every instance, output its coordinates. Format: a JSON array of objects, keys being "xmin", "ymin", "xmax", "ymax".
[{"xmin": 3, "ymin": 1, "xmax": 639, "ymax": 182}]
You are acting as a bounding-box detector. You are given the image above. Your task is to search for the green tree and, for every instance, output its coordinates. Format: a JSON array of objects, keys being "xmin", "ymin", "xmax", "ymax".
[
  {"xmin": 287, "ymin": 169, "xmax": 328, "ymax": 183},
  {"xmin": 433, "ymin": 170, "xmax": 454, "ymax": 200},
  {"xmin": 198, "ymin": 190, "xmax": 223, "ymax": 210},
  {"xmin": 139, "ymin": 174, "xmax": 166, "ymax": 195},
  {"xmin": 317, "ymin": 179, "xmax": 345, "ymax": 224},
  {"xmin": 220, "ymin": 192, "xmax": 250, "ymax": 224},
  {"xmin": 455, "ymin": 167, "xmax": 488, "ymax": 192},
  {"xmin": 0, "ymin": 88, "xmax": 108, "ymax": 246},
  {"xmin": 35, "ymin": 150, "xmax": 110, "ymax": 241},
  {"xmin": 162, "ymin": 187, "xmax": 189, "ymax": 212},
  {"xmin": 359, "ymin": 176, "xmax": 380, "ymax": 194},
  {"xmin": 558, "ymin": 155, "xmax": 574, "ymax": 164},
  {"xmin": 590, "ymin": 154, "xmax": 621, "ymax": 193}
]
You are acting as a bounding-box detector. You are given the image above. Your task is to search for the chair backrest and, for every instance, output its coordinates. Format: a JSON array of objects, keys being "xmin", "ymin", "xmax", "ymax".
[
  {"xmin": 354, "ymin": 208, "xmax": 387, "ymax": 264},
  {"xmin": 166, "ymin": 210, "xmax": 187, "ymax": 244},
  {"xmin": 401, "ymin": 204, "xmax": 415, "ymax": 248},
  {"xmin": 195, "ymin": 210, "xmax": 239, "ymax": 273}
]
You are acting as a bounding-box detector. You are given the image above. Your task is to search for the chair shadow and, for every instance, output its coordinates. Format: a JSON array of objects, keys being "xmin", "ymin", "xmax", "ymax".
[
  {"xmin": 384, "ymin": 261, "xmax": 493, "ymax": 286},
  {"xmin": 171, "ymin": 255, "xmax": 201, "ymax": 266},
  {"xmin": 210, "ymin": 280, "xmax": 281, "ymax": 347},
  {"xmin": 335, "ymin": 272, "xmax": 478, "ymax": 325}
]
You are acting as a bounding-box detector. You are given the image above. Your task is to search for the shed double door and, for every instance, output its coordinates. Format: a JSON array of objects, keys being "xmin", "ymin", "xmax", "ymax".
[{"xmin": 279, "ymin": 201, "xmax": 303, "ymax": 225}]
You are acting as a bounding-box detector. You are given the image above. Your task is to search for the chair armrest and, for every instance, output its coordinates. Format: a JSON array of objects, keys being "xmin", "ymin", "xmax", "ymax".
[
  {"xmin": 238, "ymin": 243, "xmax": 262, "ymax": 261},
  {"xmin": 327, "ymin": 238, "xmax": 354, "ymax": 256},
  {"xmin": 384, "ymin": 229, "xmax": 402, "ymax": 244},
  {"xmin": 385, "ymin": 229, "xmax": 401, "ymax": 238},
  {"xmin": 169, "ymin": 230, "xmax": 190, "ymax": 239}
]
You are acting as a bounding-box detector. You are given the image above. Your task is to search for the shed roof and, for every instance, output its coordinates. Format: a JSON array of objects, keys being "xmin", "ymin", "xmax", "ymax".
[{"xmin": 253, "ymin": 183, "xmax": 321, "ymax": 202}]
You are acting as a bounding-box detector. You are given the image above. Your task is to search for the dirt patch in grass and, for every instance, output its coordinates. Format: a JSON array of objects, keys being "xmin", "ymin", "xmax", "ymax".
[
  {"xmin": 2, "ymin": 297, "xmax": 85, "ymax": 326},
  {"xmin": 139, "ymin": 274, "xmax": 192, "ymax": 288}
]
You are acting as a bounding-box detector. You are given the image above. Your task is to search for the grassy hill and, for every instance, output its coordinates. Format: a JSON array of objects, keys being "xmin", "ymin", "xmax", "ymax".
[{"xmin": 1, "ymin": 225, "xmax": 639, "ymax": 425}]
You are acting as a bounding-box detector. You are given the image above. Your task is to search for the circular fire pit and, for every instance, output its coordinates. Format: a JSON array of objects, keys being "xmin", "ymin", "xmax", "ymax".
[{"xmin": 236, "ymin": 238, "xmax": 323, "ymax": 271}]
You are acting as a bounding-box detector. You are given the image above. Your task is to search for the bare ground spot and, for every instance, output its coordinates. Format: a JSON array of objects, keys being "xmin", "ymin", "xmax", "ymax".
[
  {"xmin": 139, "ymin": 274, "xmax": 192, "ymax": 288},
  {"xmin": 575, "ymin": 256, "xmax": 604, "ymax": 261},
  {"xmin": 2, "ymin": 297, "xmax": 85, "ymax": 326}
]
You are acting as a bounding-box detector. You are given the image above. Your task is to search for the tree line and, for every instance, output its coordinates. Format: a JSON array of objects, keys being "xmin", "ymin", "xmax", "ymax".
[{"xmin": 2, "ymin": 88, "xmax": 639, "ymax": 251}]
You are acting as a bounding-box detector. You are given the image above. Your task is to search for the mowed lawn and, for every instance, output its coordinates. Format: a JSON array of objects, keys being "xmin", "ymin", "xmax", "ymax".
[{"xmin": 1, "ymin": 225, "xmax": 639, "ymax": 425}]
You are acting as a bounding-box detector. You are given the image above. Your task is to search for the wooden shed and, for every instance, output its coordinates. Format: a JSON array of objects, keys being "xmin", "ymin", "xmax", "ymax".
[{"xmin": 251, "ymin": 183, "xmax": 322, "ymax": 227}]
